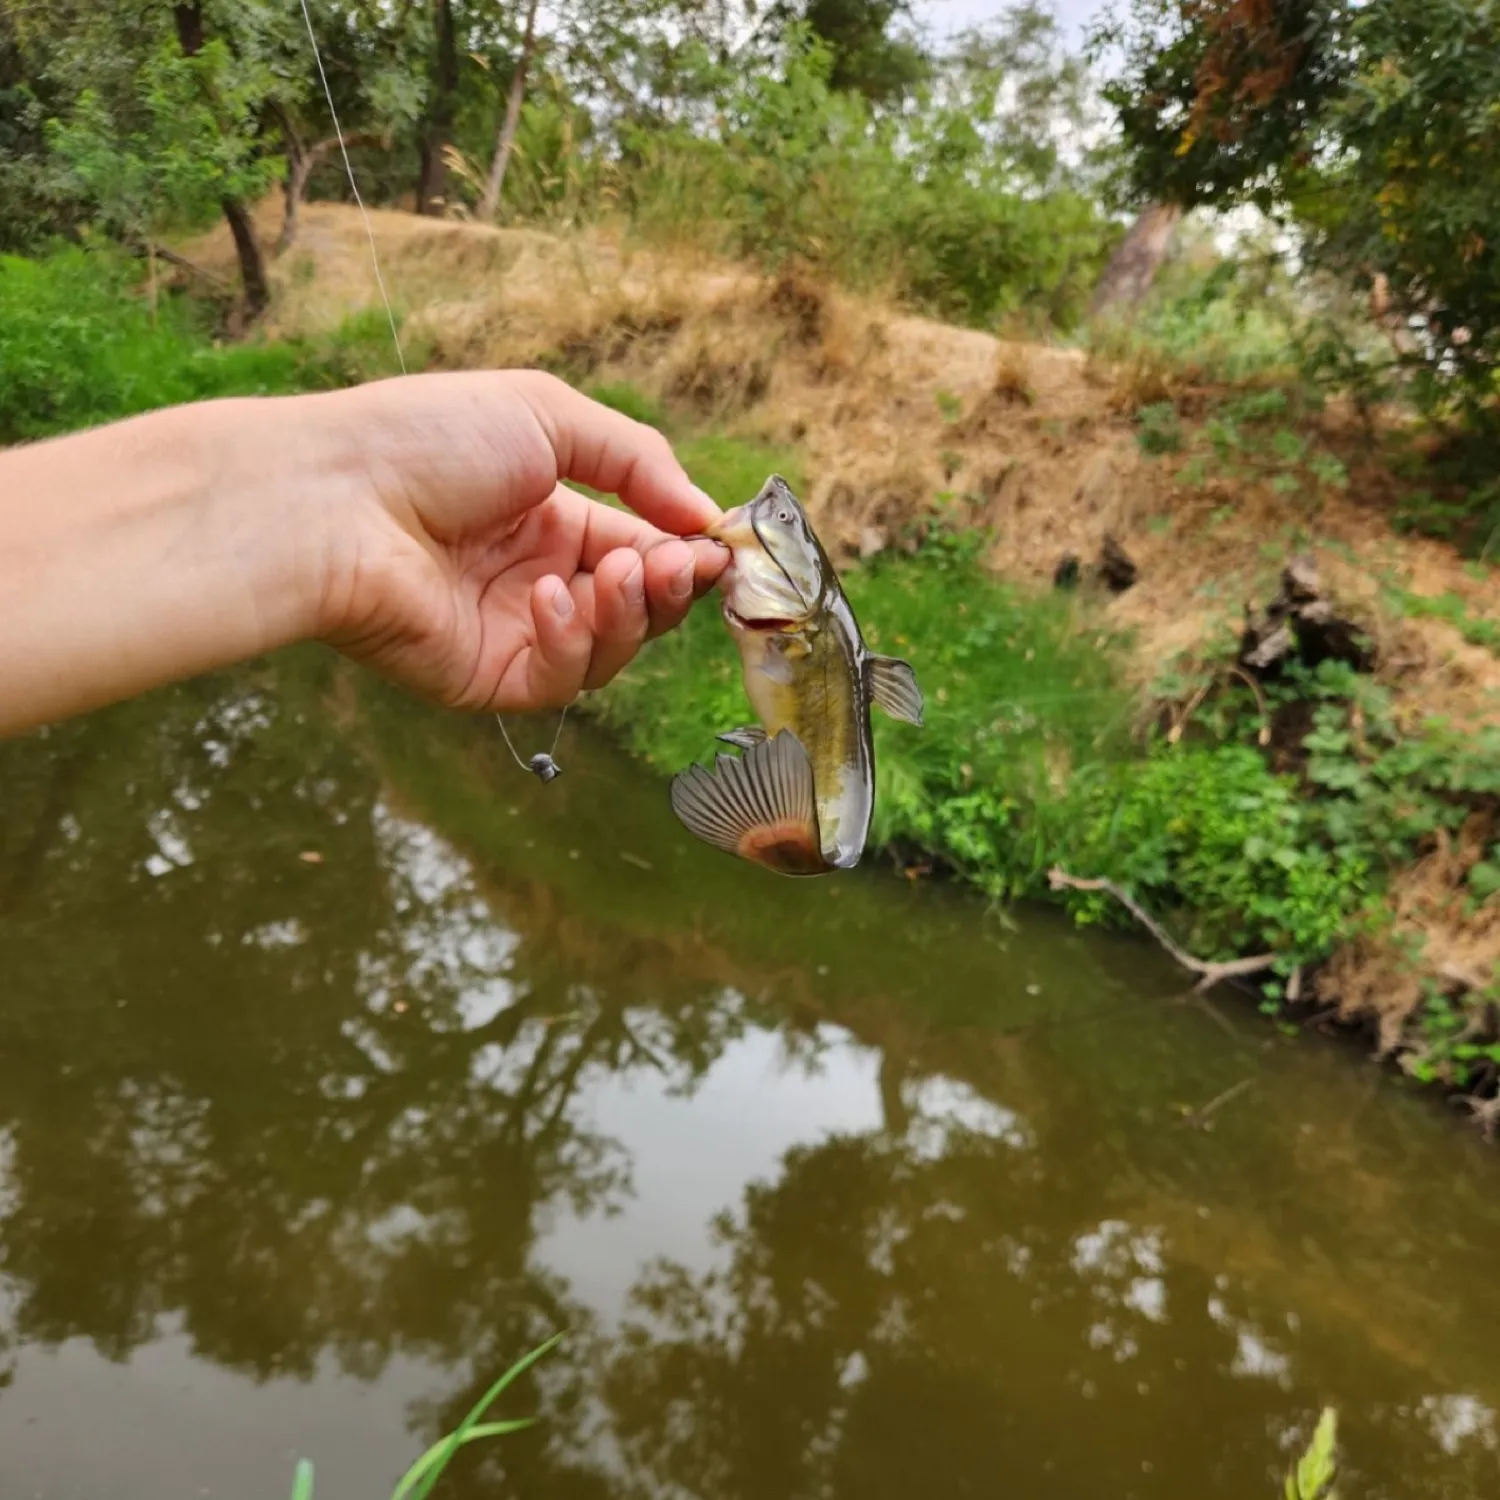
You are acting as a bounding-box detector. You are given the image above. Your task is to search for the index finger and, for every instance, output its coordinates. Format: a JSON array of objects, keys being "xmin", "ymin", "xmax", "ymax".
[{"xmin": 510, "ymin": 371, "xmax": 722, "ymax": 536}]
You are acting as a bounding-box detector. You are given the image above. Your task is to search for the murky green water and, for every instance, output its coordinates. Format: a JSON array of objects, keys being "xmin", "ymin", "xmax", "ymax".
[{"xmin": 1, "ymin": 649, "xmax": 1498, "ymax": 1500}]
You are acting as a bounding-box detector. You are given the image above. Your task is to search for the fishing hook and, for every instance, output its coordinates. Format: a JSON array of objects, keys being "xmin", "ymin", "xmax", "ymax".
[{"xmin": 495, "ymin": 706, "xmax": 568, "ymax": 783}]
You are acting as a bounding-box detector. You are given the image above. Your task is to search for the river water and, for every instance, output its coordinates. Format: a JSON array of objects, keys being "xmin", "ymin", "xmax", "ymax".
[{"xmin": 0, "ymin": 650, "xmax": 1497, "ymax": 1500}]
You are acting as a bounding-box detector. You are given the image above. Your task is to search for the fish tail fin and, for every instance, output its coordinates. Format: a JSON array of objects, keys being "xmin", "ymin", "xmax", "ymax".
[{"xmin": 670, "ymin": 730, "xmax": 829, "ymax": 877}]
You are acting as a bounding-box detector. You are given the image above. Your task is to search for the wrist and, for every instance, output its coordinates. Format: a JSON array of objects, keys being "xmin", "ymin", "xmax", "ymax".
[{"xmin": 195, "ymin": 391, "xmax": 365, "ymax": 650}]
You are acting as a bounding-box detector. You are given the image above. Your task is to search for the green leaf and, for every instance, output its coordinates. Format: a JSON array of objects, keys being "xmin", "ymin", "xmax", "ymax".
[
  {"xmin": 289, "ymin": 1459, "xmax": 314, "ymax": 1500},
  {"xmin": 1286, "ymin": 1408, "xmax": 1339, "ymax": 1500},
  {"xmin": 390, "ymin": 1420, "xmax": 537, "ymax": 1500}
]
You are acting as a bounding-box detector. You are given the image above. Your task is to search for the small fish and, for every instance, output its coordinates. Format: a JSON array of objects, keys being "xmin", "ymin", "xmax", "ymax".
[{"xmin": 671, "ymin": 476, "xmax": 924, "ymax": 875}]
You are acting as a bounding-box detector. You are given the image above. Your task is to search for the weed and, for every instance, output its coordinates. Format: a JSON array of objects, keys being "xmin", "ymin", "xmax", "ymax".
[
  {"xmin": 934, "ymin": 388, "xmax": 963, "ymax": 423},
  {"xmin": 990, "ymin": 347, "xmax": 1035, "ymax": 406},
  {"xmin": 1135, "ymin": 400, "xmax": 1182, "ymax": 454},
  {"xmin": 286, "ymin": 1335, "xmax": 560, "ymax": 1500},
  {"xmin": 1059, "ymin": 743, "xmax": 1373, "ymax": 967}
]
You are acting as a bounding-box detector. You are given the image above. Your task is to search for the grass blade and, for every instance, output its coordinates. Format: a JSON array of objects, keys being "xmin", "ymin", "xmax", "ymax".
[
  {"xmin": 393, "ymin": 1333, "xmax": 562, "ymax": 1500},
  {"xmin": 289, "ymin": 1458, "xmax": 315, "ymax": 1500},
  {"xmin": 389, "ymin": 1419, "xmax": 535, "ymax": 1500}
]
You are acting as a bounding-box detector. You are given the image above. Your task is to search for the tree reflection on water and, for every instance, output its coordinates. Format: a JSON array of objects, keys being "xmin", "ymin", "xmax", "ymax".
[{"xmin": 0, "ymin": 658, "xmax": 1497, "ymax": 1498}]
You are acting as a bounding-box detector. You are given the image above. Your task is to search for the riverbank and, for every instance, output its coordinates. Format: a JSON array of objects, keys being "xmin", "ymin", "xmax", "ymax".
[{"xmin": 9, "ymin": 204, "xmax": 1500, "ymax": 1128}]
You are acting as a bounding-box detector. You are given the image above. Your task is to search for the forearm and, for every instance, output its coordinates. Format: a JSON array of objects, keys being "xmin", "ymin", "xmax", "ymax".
[{"xmin": 0, "ymin": 400, "xmax": 333, "ymax": 737}]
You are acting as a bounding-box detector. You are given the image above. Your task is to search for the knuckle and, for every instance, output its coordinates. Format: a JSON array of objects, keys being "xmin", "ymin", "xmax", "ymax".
[{"xmin": 637, "ymin": 424, "xmax": 675, "ymax": 462}]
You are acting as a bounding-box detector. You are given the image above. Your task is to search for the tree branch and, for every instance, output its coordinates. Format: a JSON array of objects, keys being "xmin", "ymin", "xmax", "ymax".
[
  {"xmin": 1047, "ymin": 867, "xmax": 1282, "ymax": 992},
  {"xmin": 277, "ymin": 130, "xmax": 390, "ymax": 254}
]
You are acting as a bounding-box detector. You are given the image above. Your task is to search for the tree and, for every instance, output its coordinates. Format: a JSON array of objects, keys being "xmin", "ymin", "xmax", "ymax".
[
  {"xmin": 1093, "ymin": 0, "xmax": 1346, "ymax": 214},
  {"xmin": 760, "ymin": 0, "xmax": 930, "ymax": 104},
  {"xmin": 169, "ymin": 2, "xmax": 271, "ymax": 316},
  {"xmin": 26, "ymin": 0, "xmax": 294, "ymax": 317},
  {"xmin": 417, "ymin": 0, "xmax": 459, "ymax": 213},
  {"xmin": 269, "ymin": 0, "xmax": 427, "ymax": 247},
  {"xmin": 1086, "ymin": 0, "xmax": 1346, "ymax": 317},
  {"xmin": 1096, "ymin": 0, "xmax": 1500, "ymax": 408},
  {"xmin": 0, "ymin": 12, "xmax": 70, "ymax": 253},
  {"xmin": 475, "ymin": 0, "xmax": 542, "ymax": 221},
  {"xmin": 1087, "ymin": 201, "xmax": 1182, "ymax": 318},
  {"xmin": 47, "ymin": 32, "xmax": 279, "ymax": 317}
]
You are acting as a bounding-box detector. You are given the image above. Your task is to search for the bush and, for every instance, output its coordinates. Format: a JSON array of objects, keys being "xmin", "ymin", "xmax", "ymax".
[
  {"xmin": 617, "ymin": 31, "xmax": 1117, "ymax": 333},
  {"xmin": 1063, "ymin": 744, "xmax": 1373, "ymax": 965},
  {"xmin": 0, "ymin": 247, "xmax": 394, "ymax": 443}
]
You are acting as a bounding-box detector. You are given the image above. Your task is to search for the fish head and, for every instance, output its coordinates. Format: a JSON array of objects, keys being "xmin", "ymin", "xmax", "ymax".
[{"xmin": 706, "ymin": 476, "xmax": 828, "ymax": 633}]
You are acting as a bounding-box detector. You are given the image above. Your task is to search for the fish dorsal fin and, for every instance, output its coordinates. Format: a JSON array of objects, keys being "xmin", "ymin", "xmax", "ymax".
[
  {"xmin": 866, "ymin": 654, "xmax": 925, "ymax": 727},
  {"xmin": 670, "ymin": 730, "xmax": 828, "ymax": 877},
  {"xmin": 716, "ymin": 725, "xmax": 768, "ymax": 750}
]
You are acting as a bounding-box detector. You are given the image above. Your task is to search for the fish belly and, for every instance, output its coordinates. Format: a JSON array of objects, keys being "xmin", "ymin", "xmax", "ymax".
[{"xmin": 742, "ymin": 633, "xmax": 870, "ymax": 868}]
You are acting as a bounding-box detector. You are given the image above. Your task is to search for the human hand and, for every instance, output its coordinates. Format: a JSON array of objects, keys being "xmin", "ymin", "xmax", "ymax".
[{"xmin": 296, "ymin": 370, "xmax": 728, "ymax": 712}]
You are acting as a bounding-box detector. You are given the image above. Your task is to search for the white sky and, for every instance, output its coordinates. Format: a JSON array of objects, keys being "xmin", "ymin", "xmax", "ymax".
[{"xmin": 917, "ymin": 0, "xmax": 1108, "ymax": 44}]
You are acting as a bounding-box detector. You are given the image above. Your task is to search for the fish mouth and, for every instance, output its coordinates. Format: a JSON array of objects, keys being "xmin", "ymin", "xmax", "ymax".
[
  {"xmin": 724, "ymin": 604, "xmax": 796, "ymax": 633},
  {"xmin": 702, "ymin": 505, "xmax": 755, "ymax": 547}
]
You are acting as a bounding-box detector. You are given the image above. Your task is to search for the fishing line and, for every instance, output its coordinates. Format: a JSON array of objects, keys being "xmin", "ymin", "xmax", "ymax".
[
  {"xmin": 298, "ymin": 0, "xmax": 567, "ymax": 782},
  {"xmin": 297, "ymin": 0, "xmax": 403, "ymax": 376}
]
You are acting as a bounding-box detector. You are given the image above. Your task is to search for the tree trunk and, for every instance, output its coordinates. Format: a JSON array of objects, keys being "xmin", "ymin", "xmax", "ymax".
[
  {"xmin": 476, "ymin": 0, "xmax": 541, "ymax": 222},
  {"xmin": 222, "ymin": 197, "xmax": 270, "ymax": 318},
  {"xmin": 171, "ymin": 3, "xmax": 204, "ymax": 54},
  {"xmin": 172, "ymin": 2, "xmax": 270, "ymax": 318},
  {"xmin": 417, "ymin": 0, "xmax": 458, "ymax": 216},
  {"xmin": 278, "ymin": 131, "xmax": 387, "ymax": 254},
  {"xmin": 1088, "ymin": 201, "xmax": 1184, "ymax": 321},
  {"xmin": 146, "ymin": 240, "xmax": 158, "ymax": 326}
]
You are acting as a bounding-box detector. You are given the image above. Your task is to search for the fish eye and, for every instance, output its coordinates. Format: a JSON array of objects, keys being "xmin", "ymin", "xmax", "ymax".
[{"xmin": 776, "ymin": 507, "xmax": 792, "ymax": 523}]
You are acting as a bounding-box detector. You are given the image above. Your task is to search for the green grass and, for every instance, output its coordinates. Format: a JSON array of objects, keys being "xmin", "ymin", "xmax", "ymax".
[
  {"xmin": 0, "ymin": 244, "xmax": 396, "ymax": 443},
  {"xmin": 1387, "ymin": 583, "xmax": 1500, "ymax": 655}
]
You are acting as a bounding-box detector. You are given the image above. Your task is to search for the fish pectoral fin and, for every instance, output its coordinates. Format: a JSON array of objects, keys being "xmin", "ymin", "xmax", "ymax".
[
  {"xmin": 716, "ymin": 725, "xmax": 768, "ymax": 751},
  {"xmin": 867, "ymin": 654, "xmax": 925, "ymax": 727},
  {"xmin": 670, "ymin": 730, "xmax": 829, "ymax": 877}
]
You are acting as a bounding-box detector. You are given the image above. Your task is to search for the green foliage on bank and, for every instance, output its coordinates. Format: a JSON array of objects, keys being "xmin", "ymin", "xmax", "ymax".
[
  {"xmin": 8, "ymin": 252, "xmax": 1498, "ymax": 1069},
  {"xmin": 0, "ymin": 246, "xmax": 395, "ymax": 443}
]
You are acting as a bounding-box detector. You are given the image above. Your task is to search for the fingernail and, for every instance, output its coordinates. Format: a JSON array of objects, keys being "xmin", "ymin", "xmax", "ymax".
[
  {"xmin": 551, "ymin": 582, "xmax": 575, "ymax": 620},
  {"xmin": 624, "ymin": 561, "xmax": 645, "ymax": 606},
  {"xmin": 670, "ymin": 560, "xmax": 695, "ymax": 600}
]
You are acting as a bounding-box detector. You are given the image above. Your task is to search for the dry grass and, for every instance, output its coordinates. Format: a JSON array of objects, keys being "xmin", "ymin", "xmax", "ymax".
[{"xmin": 1320, "ymin": 812, "xmax": 1500, "ymax": 1054}]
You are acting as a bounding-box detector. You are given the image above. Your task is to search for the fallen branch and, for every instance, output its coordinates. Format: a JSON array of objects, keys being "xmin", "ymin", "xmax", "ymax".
[
  {"xmin": 134, "ymin": 243, "xmax": 230, "ymax": 292},
  {"xmin": 1047, "ymin": 867, "xmax": 1280, "ymax": 992},
  {"xmin": 1166, "ymin": 662, "xmax": 1270, "ymax": 747}
]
